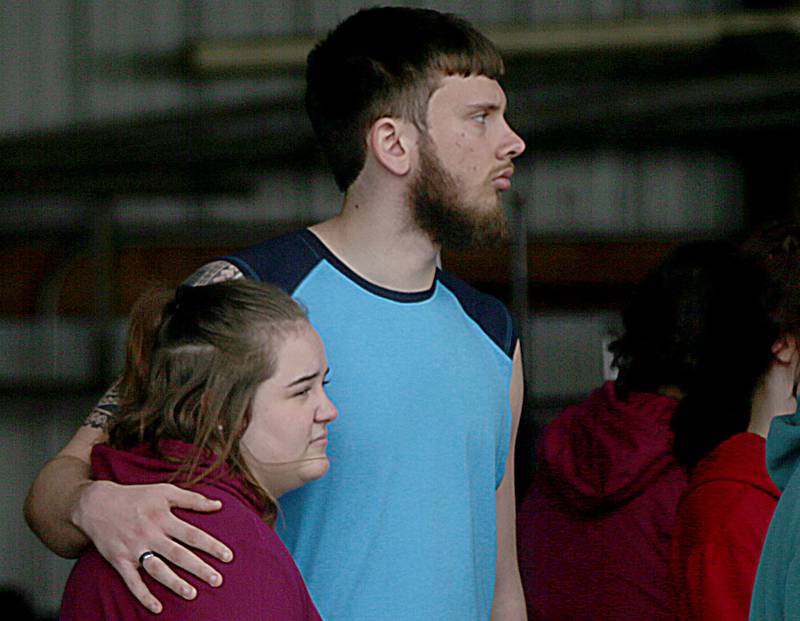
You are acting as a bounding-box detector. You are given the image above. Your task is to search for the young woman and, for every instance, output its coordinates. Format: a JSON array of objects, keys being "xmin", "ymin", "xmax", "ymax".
[
  {"xmin": 516, "ymin": 240, "xmax": 773, "ymax": 621},
  {"xmin": 677, "ymin": 223, "xmax": 800, "ymax": 621},
  {"xmin": 60, "ymin": 280, "xmax": 337, "ymax": 620}
]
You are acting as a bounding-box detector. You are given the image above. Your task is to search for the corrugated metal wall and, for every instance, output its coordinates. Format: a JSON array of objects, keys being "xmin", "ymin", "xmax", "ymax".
[
  {"xmin": 0, "ymin": 0, "xmax": 743, "ymax": 133},
  {"xmin": 0, "ymin": 0, "xmax": 747, "ymax": 233}
]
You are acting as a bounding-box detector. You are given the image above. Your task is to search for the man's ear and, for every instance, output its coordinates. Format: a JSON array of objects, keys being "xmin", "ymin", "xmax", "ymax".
[
  {"xmin": 772, "ymin": 334, "xmax": 799, "ymax": 363},
  {"xmin": 369, "ymin": 117, "xmax": 415, "ymax": 177}
]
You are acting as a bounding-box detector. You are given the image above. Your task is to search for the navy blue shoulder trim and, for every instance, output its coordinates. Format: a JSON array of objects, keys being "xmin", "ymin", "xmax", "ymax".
[
  {"xmin": 438, "ymin": 269, "xmax": 517, "ymax": 359},
  {"xmin": 221, "ymin": 230, "xmax": 323, "ymax": 295},
  {"xmin": 298, "ymin": 230, "xmax": 436, "ymax": 303}
]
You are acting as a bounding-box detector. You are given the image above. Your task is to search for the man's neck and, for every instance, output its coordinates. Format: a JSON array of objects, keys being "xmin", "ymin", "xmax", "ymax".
[{"xmin": 309, "ymin": 192, "xmax": 439, "ymax": 293}]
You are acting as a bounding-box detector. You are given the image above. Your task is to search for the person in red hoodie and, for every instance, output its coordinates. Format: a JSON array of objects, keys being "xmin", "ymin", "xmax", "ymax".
[
  {"xmin": 516, "ymin": 240, "xmax": 773, "ymax": 621},
  {"xmin": 59, "ymin": 279, "xmax": 337, "ymax": 620},
  {"xmin": 670, "ymin": 223, "xmax": 800, "ymax": 621}
]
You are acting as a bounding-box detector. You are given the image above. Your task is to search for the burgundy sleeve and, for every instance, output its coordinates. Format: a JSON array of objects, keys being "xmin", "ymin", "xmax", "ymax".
[{"xmin": 148, "ymin": 504, "xmax": 320, "ymax": 620}]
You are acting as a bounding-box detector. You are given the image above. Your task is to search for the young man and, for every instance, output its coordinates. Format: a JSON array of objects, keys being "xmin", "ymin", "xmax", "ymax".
[{"xmin": 25, "ymin": 7, "xmax": 526, "ymax": 619}]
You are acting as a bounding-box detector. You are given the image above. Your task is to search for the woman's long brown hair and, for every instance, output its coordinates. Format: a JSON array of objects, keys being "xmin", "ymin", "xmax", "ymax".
[{"xmin": 108, "ymin": 279, "xmax": 308, "ymax": 525}]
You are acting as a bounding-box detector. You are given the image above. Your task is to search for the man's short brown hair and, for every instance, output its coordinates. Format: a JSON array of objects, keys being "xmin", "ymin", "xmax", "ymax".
[{"xmin": 306, "ymin": 7, "xmax": 504, "ymax": 191}]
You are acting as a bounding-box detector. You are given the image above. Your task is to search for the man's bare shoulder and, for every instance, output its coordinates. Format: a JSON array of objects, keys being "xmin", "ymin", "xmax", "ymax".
[{"xmin": 183, "ymin": 261, "xmax": 245, "ymax": 286}]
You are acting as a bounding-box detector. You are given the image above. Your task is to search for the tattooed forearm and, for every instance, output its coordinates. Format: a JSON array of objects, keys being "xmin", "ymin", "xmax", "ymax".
[
  {"xmin": 83, "ymin": 381, "xmax": 120, "ymax": 430},
  {"xmin": 84, "ymin": 406, "xmax": 116, "ymax": 429},
  {"xmin": 183, "ymin": 261, "xmax": 244, "ymax": 286}
]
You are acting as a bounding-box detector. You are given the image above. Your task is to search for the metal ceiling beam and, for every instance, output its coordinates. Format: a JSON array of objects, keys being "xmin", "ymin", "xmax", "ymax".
[
  {"xmin": 5, "ymin": 10, "xmax": 800, "ymax": 196},
  {"xmin": 188, "ymin": 10, "xmax": 800, "ymax": 76}
]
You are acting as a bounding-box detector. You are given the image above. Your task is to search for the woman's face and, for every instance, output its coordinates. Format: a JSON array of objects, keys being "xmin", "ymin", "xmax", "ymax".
[{"xmin": 240, "ymin": 322, "xmax": 338, "ymax": 497}]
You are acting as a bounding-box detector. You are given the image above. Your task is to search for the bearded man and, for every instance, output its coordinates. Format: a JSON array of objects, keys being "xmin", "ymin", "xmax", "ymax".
[{"xmin": 25, "ymin": 7, "xmax": 527, "ymax": 620}]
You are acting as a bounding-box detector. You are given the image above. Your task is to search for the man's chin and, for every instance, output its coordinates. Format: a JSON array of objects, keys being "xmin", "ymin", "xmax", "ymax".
[
  {"xmin": 438, "ymin": 218, "xmax": 508, "ymax": 250},
  {"xmin": 471, "ymin": 222, "xmax": 509, "ymax": 248},
  {"xmin": 467, "ymin": 203, "xmax": 510, "ymax": 247},
  {"xmin": 410, "ymin": 175, "xmax": 509, "ymax": 248}
]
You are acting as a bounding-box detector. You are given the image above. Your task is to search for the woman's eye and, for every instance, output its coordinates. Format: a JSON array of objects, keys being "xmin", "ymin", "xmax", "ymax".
[
  {"xmin": 294, "ymin": 387, "xmax": 311, "ymax": 398},
  {"xmin": 473, "ymin": 112, "xmax": 488, "ymax": 124}
]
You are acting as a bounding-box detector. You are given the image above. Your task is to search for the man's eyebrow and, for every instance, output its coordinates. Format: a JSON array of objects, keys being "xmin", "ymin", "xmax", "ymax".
[{"xmin": 464, "ymin": 102, "xmax": 501, "ymax": 111}]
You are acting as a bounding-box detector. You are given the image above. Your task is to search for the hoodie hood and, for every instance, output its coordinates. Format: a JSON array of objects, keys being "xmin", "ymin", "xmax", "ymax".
[
  {"xmin": 691, "ymin": 431, "xmax": 780, "ymax": 498},
  {"xmin": 91, "ymin": 439, "xmax": 265, "ymax": 514},
  {"xmin": 766, "ymin": 410, "xmax": 800, "ymax": 491},
  {"xmin": 537, "ymin": 380, "xmax": 681, "ymax": 512}
]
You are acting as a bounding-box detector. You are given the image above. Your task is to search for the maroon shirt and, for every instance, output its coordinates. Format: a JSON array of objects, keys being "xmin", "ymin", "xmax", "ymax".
[
  {"xmin": 60, "ymin": 441, "xmax": 322, "ymax": 621},
  {"xmin": 517, "ymin": 381, "xmax": 686, "ymax": 621}
]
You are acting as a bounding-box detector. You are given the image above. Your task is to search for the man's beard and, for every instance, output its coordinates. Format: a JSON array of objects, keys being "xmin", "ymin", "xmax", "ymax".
[{"xmin": 409, "ymin": 136, "xmax": 509, "ymax": 250}]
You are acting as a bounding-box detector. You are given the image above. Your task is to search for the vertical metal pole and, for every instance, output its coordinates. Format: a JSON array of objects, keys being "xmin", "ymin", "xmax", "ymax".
[
  {"xmin": 68, "ymin": 0, "xmax": 91, "ymax": 124},
  {"xmin": 510, "ymin": 190, "xmax": 538, "ymax": 503},
  {"xmin": 791, "ymin": 157, "xmax": 800, "ymax": 225},
  {"xmin": 510, "ymin": 191, "xmax": 530, "ymax": 384},
  {"xmin": 90, "ymin": 194, "xmax": 116, "ymax": 387}
]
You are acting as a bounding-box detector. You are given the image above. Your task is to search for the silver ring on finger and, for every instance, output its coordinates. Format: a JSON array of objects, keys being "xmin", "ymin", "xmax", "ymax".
[{"xmin": 138, "ymin": 550, "xmax": 159, "ymax": 568}]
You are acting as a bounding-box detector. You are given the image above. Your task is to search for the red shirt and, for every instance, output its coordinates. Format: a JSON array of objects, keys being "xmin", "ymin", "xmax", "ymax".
[{"xmin": 670, "ymin": 432, "xmax": 780, "ymax": 621}]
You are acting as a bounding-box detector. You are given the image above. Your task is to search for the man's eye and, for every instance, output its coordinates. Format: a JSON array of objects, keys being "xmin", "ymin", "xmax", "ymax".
[{"xmin": 473, "ymin": 112, "xmax": 488, "ymax": 124}]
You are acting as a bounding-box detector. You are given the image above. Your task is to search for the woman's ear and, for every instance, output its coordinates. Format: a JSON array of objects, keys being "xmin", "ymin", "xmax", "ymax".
[
  {"xmin": 772, "ymin": 335, "xmax": 799, "ymax": 363},
  {"xmin": 368, "ymin": 117, "xmax": 415, "ymax": 177}
]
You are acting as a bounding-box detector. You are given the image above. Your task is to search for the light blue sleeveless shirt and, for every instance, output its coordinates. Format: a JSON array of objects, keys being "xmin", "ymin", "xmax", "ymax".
[{"xmin": 226, "ymin": 230, "xmax": 515, "ymax": 620}]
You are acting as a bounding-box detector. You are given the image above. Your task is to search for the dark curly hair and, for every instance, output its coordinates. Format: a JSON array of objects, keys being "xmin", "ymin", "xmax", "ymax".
[{"xmin": 609, "ymin": 240, "xmax": 778, "ymax": 467}]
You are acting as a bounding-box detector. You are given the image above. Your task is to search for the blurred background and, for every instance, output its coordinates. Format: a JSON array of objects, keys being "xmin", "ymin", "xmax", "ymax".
[{"xmin": 3, "ymin": 0, "xmax": 799, "ymax": 617}]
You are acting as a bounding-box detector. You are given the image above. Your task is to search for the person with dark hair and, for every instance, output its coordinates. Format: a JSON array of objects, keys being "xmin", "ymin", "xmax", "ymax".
[
  {"xmin": 25, "ymin": 7, "xmax": 527, "ymax": 620},
  {"xmin": 60, "ymin": 280, "xmax": 334, "ymax": 620},
  {"xmin": 668, "ymin": 224, "xmax": 800, "ymax": 621},
  {"xmin": 732, "ymin": 225, "xmax": 800, "ymax": 621},
  {"xmin": 516, "ymin": 241, "xmax": 768, "ymax": 621}
]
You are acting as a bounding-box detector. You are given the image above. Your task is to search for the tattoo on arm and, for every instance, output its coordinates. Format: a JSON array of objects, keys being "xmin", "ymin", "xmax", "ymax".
[
  {"xmin": 183, "ymin": 261, "xmax": 244, "ymax": 286},
  {"xmin": 83, "ymin": 381, "xmax": 120, "ymax": 430},
  {"xmin": 84, "ymin": 405, "xmax": 117, "ymax": 430}
]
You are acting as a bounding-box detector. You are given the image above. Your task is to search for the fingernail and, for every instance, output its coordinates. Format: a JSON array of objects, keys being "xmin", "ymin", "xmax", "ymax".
[
  {"xmin": 209, "ymin": 574, "xmax": 221, "ymax": 587},
  {"xmin": 149, "ymin": 602, "xmax": 162, "ymax": 614},
  {"xmin": 182, "ymin": 586, "xmax": 196, "ymax": 599},
  {"xmin": 221, "ymin": 549, "xmax": 233, "ymax": 562}
]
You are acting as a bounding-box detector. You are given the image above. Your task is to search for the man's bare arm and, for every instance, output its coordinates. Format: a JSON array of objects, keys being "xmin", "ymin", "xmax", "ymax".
[
  {"xmin": 24, "ymin": 432, "xmax": 99, "ymax": 555},
  {"xmin": 24, "ymin": 389, "xmax": 118, "ymax": 557},
  {"xmin": 24, "ymin": 261, "xmax": 244, "ymax": 613},
  {"xmin": 491, "ymin": 342, "xmax": 527, "ymax": 620}
]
